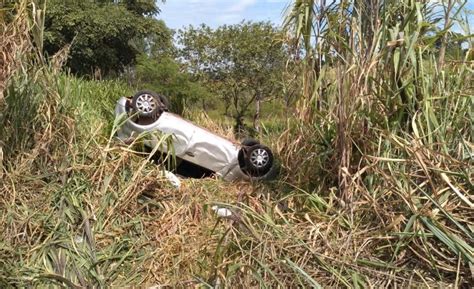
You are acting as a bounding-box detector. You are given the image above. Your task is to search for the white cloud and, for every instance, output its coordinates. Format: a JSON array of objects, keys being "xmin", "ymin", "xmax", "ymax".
[
  {"xmin": 229, "ymin": 0, "xmax": 258, "ymax": 12},
  {"xmin": 217, "ymin": 13, "xmax": 241, "ymax": 23}
]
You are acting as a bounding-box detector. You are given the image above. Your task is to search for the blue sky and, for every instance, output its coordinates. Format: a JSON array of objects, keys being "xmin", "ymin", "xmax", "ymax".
[
  {"xmin": 159, "ymin": 0, "xmax": 289, "ymax": 30},
  {"xmin": 159, "ymin": 0, "xmax": 473, "ymax": 35}
]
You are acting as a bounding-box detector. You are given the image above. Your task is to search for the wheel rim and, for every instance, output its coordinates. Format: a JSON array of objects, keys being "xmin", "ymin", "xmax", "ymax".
[
  {"xmin": 136, "ymin": 93, "xmax": 157, "ymax": 114},
  {"xmin": 249, "ymin": 148, "xmax": 269, "ymax": 168}
]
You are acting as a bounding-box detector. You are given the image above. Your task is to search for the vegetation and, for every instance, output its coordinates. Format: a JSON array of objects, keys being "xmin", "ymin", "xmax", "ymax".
[
  {"xmin": 178, "ymin": 22, "xmax": 287, "ymax": 133},
  {"xmin": 1, "ymin": 0, "xmax": 473, "ymax": 287},
  {"xmin": 44, "ymin": 0, "xmax": 168, "ymax": 76},
  {"xmin": 134, "ymin": 54, "xmax": 210, "ymax": 114}
]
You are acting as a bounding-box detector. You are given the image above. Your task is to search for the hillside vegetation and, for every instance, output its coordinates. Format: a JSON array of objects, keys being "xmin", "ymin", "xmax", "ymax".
[{"xmin": 1, "ymin": 0, "xmax": 473, "ymax": 287}]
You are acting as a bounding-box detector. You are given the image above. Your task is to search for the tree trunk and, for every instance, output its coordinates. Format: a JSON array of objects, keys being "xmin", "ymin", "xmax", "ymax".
[
  {"xmin": 224, "ymin": 101, "xmax": 230, "ymax": 116},
  {"xmin": 253, "ymin": 92, "xmax": 261, "ymax": 132},
  {"xmin": 234, "ymin": 114, "xmax": 244, "ymax": 137},
  {"xmin": 438, "ymin": 0, "xmax": 454, "ymax": 71}
]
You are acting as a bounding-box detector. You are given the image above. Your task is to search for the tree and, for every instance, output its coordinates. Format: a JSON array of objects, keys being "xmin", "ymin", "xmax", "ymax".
[
  {"xmin": 135, "ymin": 54, "xmax": 210, "ymax": 114},
  {"xmin": 43, "ymin": 0, "xmax": 168, "ymax": 76},
  {"xmin": 178, "ymin": 22, "xmax": 286, "ymax": 134}
]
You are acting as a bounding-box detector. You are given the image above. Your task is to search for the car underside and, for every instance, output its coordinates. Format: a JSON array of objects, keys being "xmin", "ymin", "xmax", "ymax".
[{"xmin": 114, "ymin": 91, "xmax": 277, "ymax": 181}]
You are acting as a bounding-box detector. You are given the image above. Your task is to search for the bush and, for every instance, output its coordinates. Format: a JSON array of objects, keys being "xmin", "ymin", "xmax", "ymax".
[{"xmin": 135, "ymin": 54, "xmax": 210, "ymax": 114}]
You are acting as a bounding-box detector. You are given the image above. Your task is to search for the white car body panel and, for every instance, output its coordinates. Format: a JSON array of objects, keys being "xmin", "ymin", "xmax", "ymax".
[{"xmin": 115, "ymin": 97, "xmax": 247, "ymax": 181}]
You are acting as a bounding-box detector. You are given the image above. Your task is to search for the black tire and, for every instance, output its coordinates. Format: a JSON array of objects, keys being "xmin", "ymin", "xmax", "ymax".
[
  {"xmin": 241, "ymin": 138, "xmax": 260, "ymax": 146},
  {"xmin": 157, "ymin": 94, "xmax": 170, "ymax": 110},
  {"xmin": 132, "ymin": 90, "xmax": 169, "ymax": 117},
  {"xmin": 259, "ymin": 161, "xmax": 280, "ymax": 181},
  {"xmin": 242, "ymin": 144, "xmax": 273, "ymax": 177}
]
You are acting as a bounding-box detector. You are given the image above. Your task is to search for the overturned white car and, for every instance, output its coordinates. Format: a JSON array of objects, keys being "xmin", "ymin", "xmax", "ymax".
[{"xmin": 114, "ymin": 91, "xmax": 276, "ymax": 181}]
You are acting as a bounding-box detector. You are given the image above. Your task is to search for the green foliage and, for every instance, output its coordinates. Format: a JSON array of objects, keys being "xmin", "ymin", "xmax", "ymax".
[
  {"xmin": 0, "ymin": 69, "xmax": 130, "ymax": 160},
  {"xmin": 43, "ymin": 0, "xmax": 169, "ymax": 76},
  {"xmin": 435, "ymin": 31, "xmax": 470, "ymax": 60},
  {"xmin": 114, "ymin": 0, "xmax": 160, "ymax": 16},
  {"xmin": 135, "ymin": 54, "xmax": 210, "ymax": 114},
  {"xmin": 3, "ymin": 0, "xmax": 473, "ymax": 287},
  {"xmin": 178, "ymin": 21, "xmax": 287, "ymax": 132},
  {"xmin": 280, "ymin": 0, "xmax": 473, "ymax": 284},
  {"xmin": 0, "ymin": 68, "xmax": 175, "ymax": 288},
  {"xmin": 1, "ymin": 71, "xmax": 45, "ymax": 159}
]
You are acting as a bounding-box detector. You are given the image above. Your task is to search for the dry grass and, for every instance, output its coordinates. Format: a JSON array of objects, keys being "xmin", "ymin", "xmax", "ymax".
[
  {"xmin": 276, "ymin": 0, "xmax": 473, "ymax": 286},
  {"xmin": 1, "ymin": 69, "xmax": 472, "ymax": 287},
  {"xmin": 0, "ymin": 1, "xmax": 30, "ymax": 103},
  {"xmin": 1, "ymin": 0, "xmax": 473, "ymax": 287},
  {"xmin": 0, "ymin": 143, "xmax": 242, "ymax": 286}
]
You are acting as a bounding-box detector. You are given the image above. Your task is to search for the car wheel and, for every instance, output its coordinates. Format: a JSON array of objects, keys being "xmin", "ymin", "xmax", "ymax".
[
  {"xmin": 241, "ymin": 138, "xmax": 260, "ymax": 146},
  {"xmin": 132, "ymin": 90, "xmax": 169, "ymax": 117},
  {"xmin": 243, "ymin": 144, "xmax": 273, "ymax": 177}
]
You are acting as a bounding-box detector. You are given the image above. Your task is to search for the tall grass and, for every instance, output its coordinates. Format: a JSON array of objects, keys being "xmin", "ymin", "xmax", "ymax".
[
  {"xmin": 1, "ymin": 0, "xmax": 473, "ymax": 287},
  {"xmin": 1, "ymin": 2, "xmax": 167, "ymax": 286},
  {"xmin": 0, "ymin": 51, "xmax": 206, "ymax": 287},
  {"xmin": 139, "ymin": 26, "xmax": 473, "ymax": 283},
  {"xmin": 274, "ymin": 0, "xmax": 473, "ymax": 285},
  {"xmin": 1, "ymin": 2, "xmax": 255, "ymax": 287}
]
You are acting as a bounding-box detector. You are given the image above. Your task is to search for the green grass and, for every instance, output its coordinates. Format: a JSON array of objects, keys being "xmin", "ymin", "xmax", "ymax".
[
  {"xmin": 2, "ymin": 67, "xmax": 471, "ymax": 287},
  {"xmin": 1, "ymin": 0, "xmax": 473, "ymax": 287},
  {"xmin": 195, "ymin": 95, "xmax": 288, "ymax": 137}
]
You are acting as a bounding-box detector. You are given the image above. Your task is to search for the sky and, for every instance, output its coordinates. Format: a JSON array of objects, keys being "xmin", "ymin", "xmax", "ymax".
[
  {"xmin": 159, "ymin": 0, "xmax": 289, "ymax": 30},
  {"xmin": 159, "ymin": 0, "xmax": 473, "ymax": 34}
]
